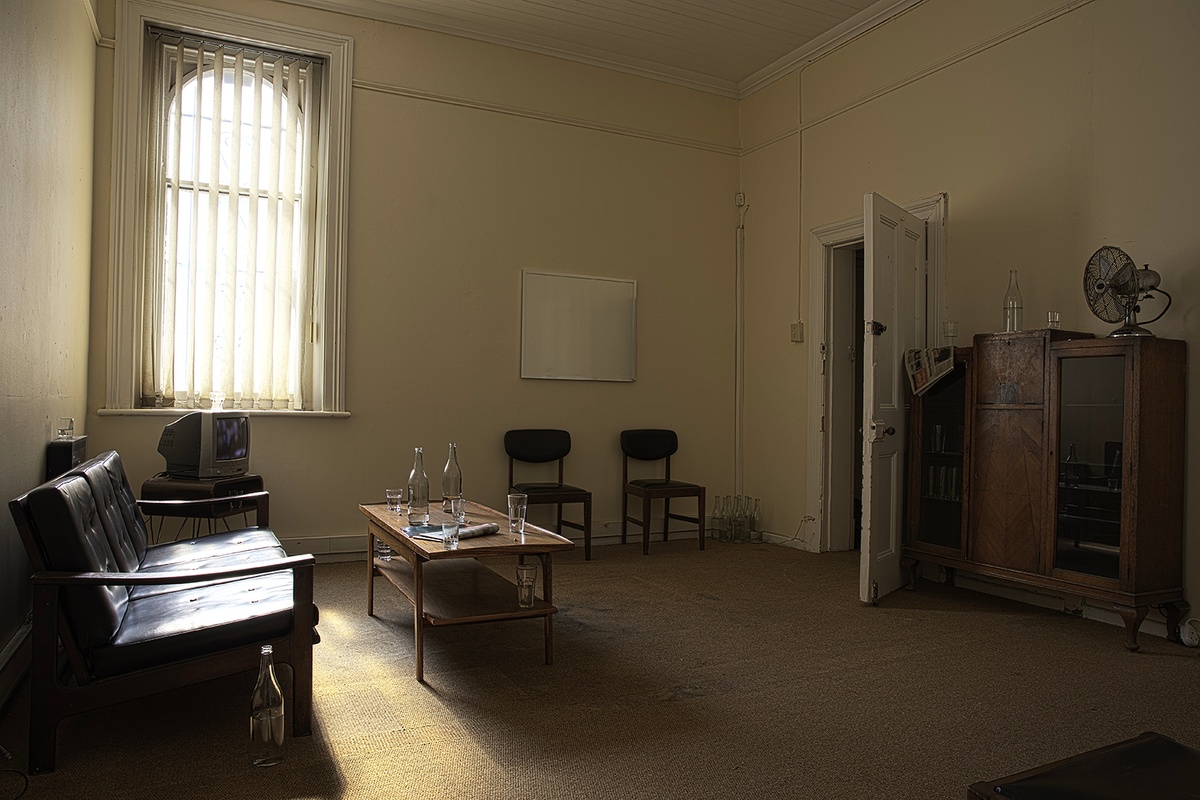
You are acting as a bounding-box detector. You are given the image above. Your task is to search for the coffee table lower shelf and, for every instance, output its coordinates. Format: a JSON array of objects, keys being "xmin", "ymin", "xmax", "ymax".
[{"xmin": 373, "ymin": 556, "xmax": 557, "ymax": 678}]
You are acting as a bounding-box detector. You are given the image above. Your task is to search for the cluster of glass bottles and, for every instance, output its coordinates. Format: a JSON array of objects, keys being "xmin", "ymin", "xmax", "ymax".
[
  {"xmin": 709, "ymin": 495, "xmax": 762, "ymax": 543},
  {"xmin": 405, "ymin": 443, "xmax": 462, "ymax": 525}
]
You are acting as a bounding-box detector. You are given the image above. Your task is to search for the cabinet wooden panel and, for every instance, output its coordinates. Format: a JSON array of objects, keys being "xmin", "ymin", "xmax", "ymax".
[
  {"xmin": 974, "ymin": 332, "xmax": 1049, "ymax": 405},
  {"xmin": 969, "ymin": 407, "xmax": 1043, "ymax": 572}
]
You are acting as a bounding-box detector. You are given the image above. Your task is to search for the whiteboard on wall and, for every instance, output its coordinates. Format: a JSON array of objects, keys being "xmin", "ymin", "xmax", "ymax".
[{"xmin": 521, "ymin": 270, "xmax": 637, "ymax": 382}]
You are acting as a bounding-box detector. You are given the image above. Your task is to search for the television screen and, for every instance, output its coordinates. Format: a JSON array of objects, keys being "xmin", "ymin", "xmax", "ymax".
[{"xmin": 214, "ymin": 416, "xmax": 249, "ymax": 462}]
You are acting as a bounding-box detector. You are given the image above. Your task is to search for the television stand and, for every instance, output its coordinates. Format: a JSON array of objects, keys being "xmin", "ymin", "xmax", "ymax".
[{"xmin": 141, "ymin": 473, "xmax": 265, "ymax": 542}]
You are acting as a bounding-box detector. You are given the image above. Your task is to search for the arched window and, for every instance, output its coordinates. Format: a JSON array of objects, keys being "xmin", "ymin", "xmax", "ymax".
[{"xmin": 144, "ymin": 29, "xmax": 321, "ymax": 410}]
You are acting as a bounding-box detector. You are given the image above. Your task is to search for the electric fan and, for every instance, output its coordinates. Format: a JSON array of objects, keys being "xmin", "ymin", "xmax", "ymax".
[{"xmin": 1082, "ymin": 245, "xmax": 1171, "ymax": 337}]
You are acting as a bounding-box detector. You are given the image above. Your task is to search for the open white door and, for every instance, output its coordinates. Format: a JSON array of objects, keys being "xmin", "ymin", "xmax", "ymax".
[{"xmin": 860, "ymin": 192, "xmax": 925, "ymax": 604}]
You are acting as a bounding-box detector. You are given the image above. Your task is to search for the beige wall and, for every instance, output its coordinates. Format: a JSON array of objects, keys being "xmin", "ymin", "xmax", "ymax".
[
  {"xmin": 742, "ymin": 0, "xmax": 1200, "ymax": 603},
  {"xmin": 29, "ymin": 0, "xmax": 1197, "ymax": 615},
  {"xmin": 0, "ymin": 0, "xmax": 96, "ymax": 649},
  {"xmin": 85, "ymin": 0, "xmax": 740, "ymax": 547}
]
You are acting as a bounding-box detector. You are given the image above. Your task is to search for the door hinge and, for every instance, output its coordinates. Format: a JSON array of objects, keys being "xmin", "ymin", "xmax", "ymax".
[
  {"xmin": 819, "ymin": 342, "xmax": 828, "ymax": 375},
  {"xmin": 865, "ymin": 320, "xmax": 887, "ymax": 336},
  {"xmin": 819, "ymin": 414, "xmax": 825, "ymax": 433}
]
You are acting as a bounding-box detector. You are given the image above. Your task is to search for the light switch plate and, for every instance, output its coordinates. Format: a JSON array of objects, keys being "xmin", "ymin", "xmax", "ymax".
[{"xmin": 790, "ymin": 321, "xmax": 804, "ymax": 343}]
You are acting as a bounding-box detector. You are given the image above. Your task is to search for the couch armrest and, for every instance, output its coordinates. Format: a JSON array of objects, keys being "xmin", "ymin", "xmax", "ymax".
[
  {"xmin": 138, "ymin": 490, "xmax": 270, "ymax": 527},
  {"xmin": 30, "ymin": 552, "xmax": 314, "ymax": 587}
]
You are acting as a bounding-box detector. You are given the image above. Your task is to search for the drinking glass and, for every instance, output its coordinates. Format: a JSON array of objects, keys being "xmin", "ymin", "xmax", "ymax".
[
  {"xmin": 516, "ymin": 563, "xmax": 537, "ymax": 608},
  {"xmin": 442, "ymin": 523, "xmax": 459, "ymax": 551},
  {"xmin": 55, "ymin": 417, "xmax": 74, "ymax": 440},
  {"xmin": 450, "ymin": 497, "xmax": 467, "ymax": 524},
  {"xmin": 385, "ymin": 488, "xmax": 403, "ymax": 513},
  {"xmin": 507, "ymin": 493, "xmax": 528, "ymax": 537}
]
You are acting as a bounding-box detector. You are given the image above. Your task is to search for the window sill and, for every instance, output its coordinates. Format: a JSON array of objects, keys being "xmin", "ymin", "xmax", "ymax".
[{"xmin": 97, "ymin": 408, "xmax": 351, "ymax": 419}]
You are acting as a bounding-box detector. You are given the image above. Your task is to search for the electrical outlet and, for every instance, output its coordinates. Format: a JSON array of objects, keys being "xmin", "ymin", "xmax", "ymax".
[
  {"xmin": 790, "ymin": 321, "xmax": 804, "ymax": 343},
  {"xmin": 734, "ymin": 192, "xmax": 746, "ymax": 207}
]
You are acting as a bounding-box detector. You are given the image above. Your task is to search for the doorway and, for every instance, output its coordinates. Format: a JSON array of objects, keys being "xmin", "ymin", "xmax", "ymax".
[
  {"xmin": 824, "ymin": 244, "xmax": 865, "ymax": 553},
  {"xmin": 804, "ymin": 193, "xmax": 947, "ymax": 556}
]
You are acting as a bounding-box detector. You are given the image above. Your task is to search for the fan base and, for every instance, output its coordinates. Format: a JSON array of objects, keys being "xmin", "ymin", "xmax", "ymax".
[{"xmin": 1108, "ymin": 322, "xmax": 1155, "ymax": 338}]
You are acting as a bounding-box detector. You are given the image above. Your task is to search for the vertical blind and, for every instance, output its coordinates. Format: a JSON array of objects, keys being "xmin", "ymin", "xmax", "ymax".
[{"xmin": 141, "ymin": 28, "xmax": 323, "ymax": 410}]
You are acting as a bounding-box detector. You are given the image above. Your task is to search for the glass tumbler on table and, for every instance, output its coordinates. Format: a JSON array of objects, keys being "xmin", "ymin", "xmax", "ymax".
[{"xmin": 507, "ymin": 493, "xmax": 528, "ymax": 538}]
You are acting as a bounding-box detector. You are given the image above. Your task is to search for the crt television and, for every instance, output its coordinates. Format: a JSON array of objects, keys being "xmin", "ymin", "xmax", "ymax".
[{"xmin": 157, "ymin": 411, "xmax": 250, "ymax": 479}]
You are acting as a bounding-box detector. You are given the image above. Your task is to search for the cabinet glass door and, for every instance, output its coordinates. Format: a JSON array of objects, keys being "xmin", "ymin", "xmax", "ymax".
[
  {"xmin": 1055, "ymin": 355, "xmax": 1124, "ymax": 579},
  {"xmin": 915, "ymin": 363, "xmax": 966, "ymax": 549}
]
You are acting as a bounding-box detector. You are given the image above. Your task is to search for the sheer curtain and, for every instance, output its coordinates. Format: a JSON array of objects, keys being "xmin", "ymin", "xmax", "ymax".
[{"xmin": 141, "ymin": 29, "xmax": 321, "ymax": 410}]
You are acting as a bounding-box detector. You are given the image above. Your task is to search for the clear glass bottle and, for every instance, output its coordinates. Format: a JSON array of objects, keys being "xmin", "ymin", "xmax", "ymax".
[
  {"xmin": 408, "ymin": 447, "xmax": 430, "ymax": 524},
  {"xmin": 1003, "ymin": 269, "xmax": 1023, "ymax": 332},
  {"xmin": 442, "ymin": 443, "xmax": 462, "ymax": 513},
  {"xmin": 250, "ymin": 644, "xmax": 284, "ymax": 767}
]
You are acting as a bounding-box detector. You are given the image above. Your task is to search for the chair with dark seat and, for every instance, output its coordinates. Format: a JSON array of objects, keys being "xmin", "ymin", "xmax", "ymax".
[
  {"xmin": 505, "ymin": 429, "xmax": 593, "ymax": 559},
  {"xmin": 620, "ymin": 429, "xmax": 706, "ymax": 555}
]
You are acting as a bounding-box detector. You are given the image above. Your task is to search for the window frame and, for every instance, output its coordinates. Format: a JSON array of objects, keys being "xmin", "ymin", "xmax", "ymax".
[{"xmin": 109, "ymin": 0, "xmax": 352, "ymax": 412}]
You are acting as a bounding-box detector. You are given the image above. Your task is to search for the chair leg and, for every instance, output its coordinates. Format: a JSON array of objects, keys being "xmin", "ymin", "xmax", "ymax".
[
  {"xmin": 583, "ymin": 496, "xmax": 593, "ymax": 561},
  {"xmin": 663, "ymin": 498, "xmax": 671, "ymax": 542},
  {"xmin": 642, "ymin": 495, "xmax": 652, "ymax": 555},
  {"xmin": 697, "ymin": 489, "xmax": 706, "ymax": 551},
  {"xmin": 556, "ymin": 503, "xmax": 564, "ymax": 536},
  {"xmin": 621, "ymin": 490, "xmax": 629, "ymax": 544}
]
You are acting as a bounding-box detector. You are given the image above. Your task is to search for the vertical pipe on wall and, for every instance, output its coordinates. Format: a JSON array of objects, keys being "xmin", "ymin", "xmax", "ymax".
[{"xmin": 734, "ymin": 202, "xmax": 749, "ymax": 496}]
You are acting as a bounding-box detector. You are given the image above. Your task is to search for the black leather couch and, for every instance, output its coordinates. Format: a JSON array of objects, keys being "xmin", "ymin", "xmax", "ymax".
[{"xmin": 9, "ymin": 451, "xmax": 318, "ymax": 773}]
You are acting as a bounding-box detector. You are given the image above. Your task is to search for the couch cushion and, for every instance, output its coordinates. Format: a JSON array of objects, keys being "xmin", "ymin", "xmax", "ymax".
[
  {"xmin": 138, "ymin": 528, "xmax": 283, "ymax": 570},
  {"xmin": 81, "ymin": 451, "xmax": 150, "ymax": 561},
  {"xmin": 129, "ymin": 545, "xmax": 289, "ymax": 600},
  {"xmin": 75, "ymin": 453, "xmax": 143, "ymax": 572},
  {"xmin": 89, "ymin": 571, "xmax": 295, "ymax": 678},
  {"xmin": 26, "ymin": 476, "xmax": 129, "ymax": 649}
]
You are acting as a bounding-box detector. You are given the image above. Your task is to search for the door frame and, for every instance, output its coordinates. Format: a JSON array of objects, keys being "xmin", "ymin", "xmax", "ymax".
[{"xmin": 804, "ymin": 193, "xmax": 947, "ymax": 552}]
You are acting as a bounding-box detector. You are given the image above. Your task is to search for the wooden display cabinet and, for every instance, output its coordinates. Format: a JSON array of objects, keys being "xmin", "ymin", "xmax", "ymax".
[{"xmin": 904, "ymin": 330, "xmax": 1187, "ymax": 650}]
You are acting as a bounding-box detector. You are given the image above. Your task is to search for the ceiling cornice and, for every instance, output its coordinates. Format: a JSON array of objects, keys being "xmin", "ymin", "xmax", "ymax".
[{"xmin": 275, "ymin": 0, "xmax": 921, "ymax": 99}]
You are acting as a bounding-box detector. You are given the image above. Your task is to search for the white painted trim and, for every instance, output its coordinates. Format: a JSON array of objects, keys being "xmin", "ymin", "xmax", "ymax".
[
  {"xmin": 107, "ymin": 0, "xmax": 353, "ymax": 412},
  {"xmin": 738, "ymin": 0, "xmax": 925, "ymax": 97},
  {"xmin": 804, "ymin": 193, "xmax": 946, "ymax": 552},
  {"xmin": 81, "ymin": 0, "xmax": 102, "ymax": 44}
]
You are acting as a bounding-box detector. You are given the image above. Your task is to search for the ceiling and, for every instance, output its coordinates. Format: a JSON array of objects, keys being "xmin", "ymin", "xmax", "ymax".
[{"xmin": 277, "ymin": 0, "xmax": 920, "ymax": 97}]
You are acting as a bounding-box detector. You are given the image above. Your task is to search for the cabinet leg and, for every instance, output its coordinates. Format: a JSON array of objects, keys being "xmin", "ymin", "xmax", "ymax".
[
  {"xmin": 902, "ymin": 557, "xmax": 919, "ymax": 591},
  {"xmin": 1114, "ymin": 603, "xmax": 1148, "ymax": 652}
]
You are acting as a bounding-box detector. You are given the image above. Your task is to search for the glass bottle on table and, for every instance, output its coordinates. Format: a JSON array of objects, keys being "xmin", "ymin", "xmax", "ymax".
[
  {"xmin": 249, "ymin": 645, "xmax": 284, "ymax": 767},
  {"xmin": 442, "ymin": 443, "xmax": 462, "ymax": 513},
  {"xmin": 408, "ymin": 447, "xmax": 429, "ymax": 525}
]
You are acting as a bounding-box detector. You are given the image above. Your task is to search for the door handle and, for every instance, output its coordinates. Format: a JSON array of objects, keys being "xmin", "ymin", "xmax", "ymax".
[{"xmin": 869, "ymin": 420, "xmax": 897, "ymax": 441}]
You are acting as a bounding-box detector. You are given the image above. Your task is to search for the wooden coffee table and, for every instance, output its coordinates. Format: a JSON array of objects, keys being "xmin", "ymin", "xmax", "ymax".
[{"xmin": 360, "ymin": 500, "xmax": 574, "ymax": 681}]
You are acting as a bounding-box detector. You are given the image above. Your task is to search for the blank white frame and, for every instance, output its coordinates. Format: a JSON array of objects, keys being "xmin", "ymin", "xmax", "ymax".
[{"xmin": 520, "ymin": 270, "xmax": 637, "ymax": 382}]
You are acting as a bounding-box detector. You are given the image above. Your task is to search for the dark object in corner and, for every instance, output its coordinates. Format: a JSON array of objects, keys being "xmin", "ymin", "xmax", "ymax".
[
  {"xmin": 967, "ymin": 731, "xmax": 1200, "ymax": 799},
  {"xmin": 45, "ymin": 436, "xmax": 87, "ymax": 481}
]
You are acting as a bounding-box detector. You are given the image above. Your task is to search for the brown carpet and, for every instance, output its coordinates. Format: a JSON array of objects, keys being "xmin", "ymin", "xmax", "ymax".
[{"xmin": 2, "ymin": 540, "xmax": 1197, "ymax": 799}]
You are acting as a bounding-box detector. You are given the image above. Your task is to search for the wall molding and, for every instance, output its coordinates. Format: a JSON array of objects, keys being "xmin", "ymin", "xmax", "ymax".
[
  {"xmin": 354, "ymin": 78, "xmax": 740, "ymax": 156},
  {"xmin": 799, "ymin": 0, "xmax": 1095, "ymax": 133}
]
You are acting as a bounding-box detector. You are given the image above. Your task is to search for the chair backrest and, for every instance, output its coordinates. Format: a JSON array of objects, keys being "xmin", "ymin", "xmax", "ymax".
[
  {"xmin": 620, "ymin": 429, "xmax": 678, "ymax": 461},
  {"xmin": 506, "ymin": 429, "xmax": 570, "ymax": 488},
  {"xmin": 505, "ymin": 429, "xmax": 571, "ymax": 463}
]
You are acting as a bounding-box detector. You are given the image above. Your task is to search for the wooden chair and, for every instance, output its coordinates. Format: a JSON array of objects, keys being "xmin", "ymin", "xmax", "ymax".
[
  {"xmin": 620, "ymin": 429, "xmax": 706, "ymax": 555},
  {"xmin": 505, "ymin": 429, "xmax": 593, "ymax": 559}
]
